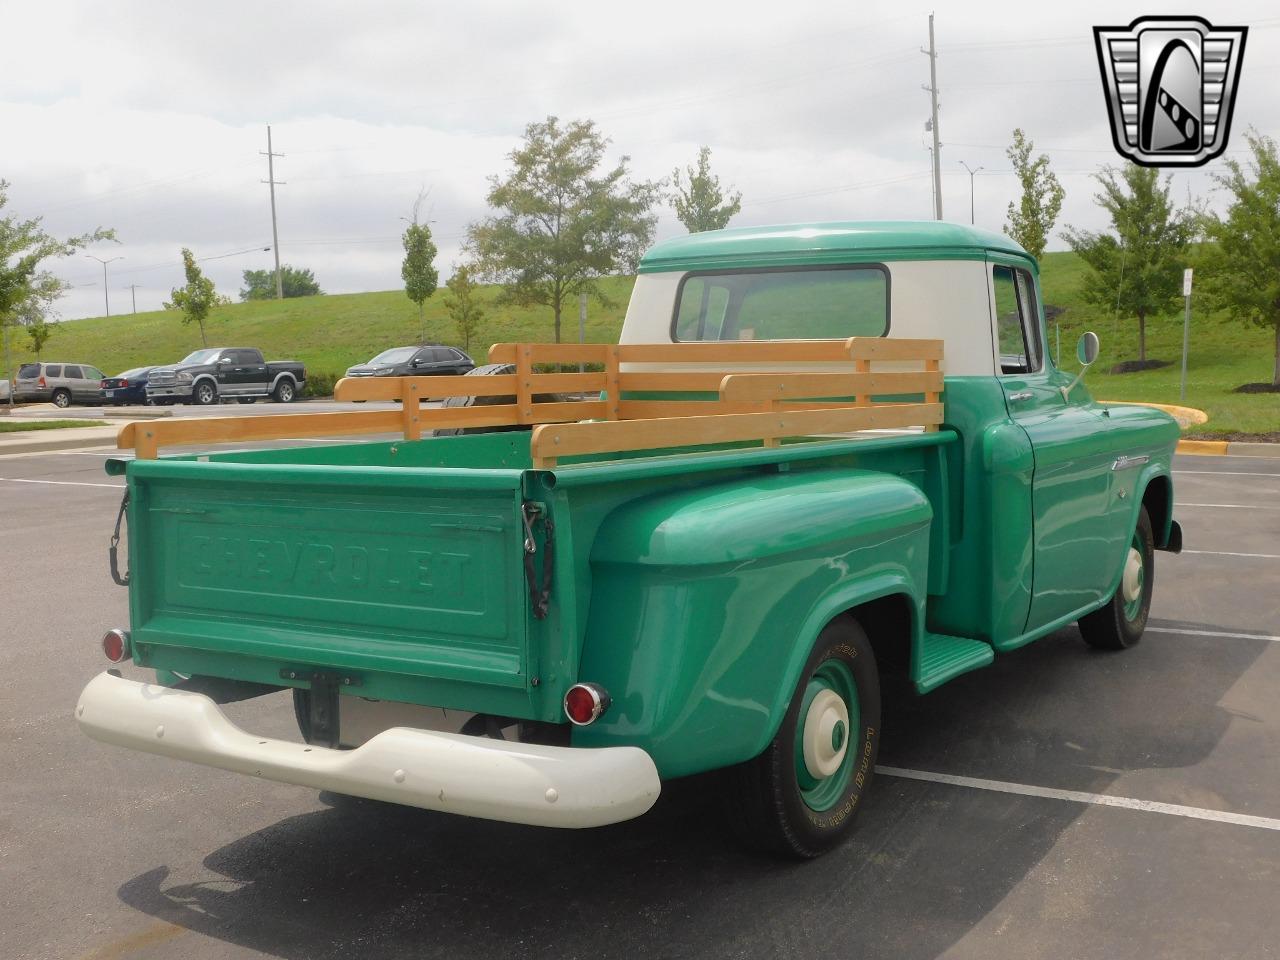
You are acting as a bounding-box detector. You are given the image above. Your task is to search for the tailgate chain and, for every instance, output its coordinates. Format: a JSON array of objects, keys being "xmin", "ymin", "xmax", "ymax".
[
  {"xmin": 109, "ymin": 489, "xmax": 130, "ymax": 587},
  {"xmin": 521, "ymin": 502, "xmax": 555, "ymax": 620}
]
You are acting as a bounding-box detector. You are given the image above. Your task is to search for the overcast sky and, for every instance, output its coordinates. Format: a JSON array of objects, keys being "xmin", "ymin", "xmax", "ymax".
[{"xmin": 3, "ymin": 0, "xmax": 1277, "ymax": 320}]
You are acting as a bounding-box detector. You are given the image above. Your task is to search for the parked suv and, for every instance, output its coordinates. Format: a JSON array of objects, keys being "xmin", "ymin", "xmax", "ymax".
[
  {"xmin": 14, "ymin": 362, "xmax": 107, "ymax": 407},
  {"xmin": 344, "ymin": 344, "xmax": 474, "ymax": 379}
]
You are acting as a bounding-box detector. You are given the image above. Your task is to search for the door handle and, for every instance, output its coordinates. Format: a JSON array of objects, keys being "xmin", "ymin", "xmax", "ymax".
[{"xmin": 1008, "ymin": 391, "xmax": 1033, "ymax": 402}]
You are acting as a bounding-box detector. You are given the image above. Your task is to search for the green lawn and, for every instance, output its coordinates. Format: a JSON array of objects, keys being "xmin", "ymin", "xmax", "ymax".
[
  {"xmin": 0, "ymin": 419, "xmax": 102, "ymax": 433},
  {"xmin": 4, "ymin": 253, "xmax": 1275, "ymax": 436}
]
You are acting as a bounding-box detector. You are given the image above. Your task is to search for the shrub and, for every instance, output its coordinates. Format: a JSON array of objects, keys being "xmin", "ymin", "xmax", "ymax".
[{"xmin": 303, "ymin": 371, "xmax": 340, "ymax": 398}]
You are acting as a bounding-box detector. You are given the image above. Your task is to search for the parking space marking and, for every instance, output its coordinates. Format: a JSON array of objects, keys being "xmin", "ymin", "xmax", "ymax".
[
  {"xmin": 876, "ymin": 766, "xmax": 1280, "ymax": 831},
  {"xmin": 0, "ymin": 477, "xmax": 123, "ymax": 489},
  {"xmin": 1181, "ymin": 549, "xmax": 1280, "ymax": 560},
  {"xmin": 1178, "ymin": 502, "xmax": 1280, "ymax": 510},
  {"xmin": 1147, "ymin": 625, "xmax": 1280, "ymax": 643}
]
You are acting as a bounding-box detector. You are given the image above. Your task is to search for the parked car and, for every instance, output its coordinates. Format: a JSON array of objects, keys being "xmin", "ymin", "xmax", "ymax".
[
  {"xmin": 146, "ymin": 347, "xmax": 306, "ymax": 405},
  {"xmin": 13, "ymin": 361, "xmax": 108, "ymax": 407},
  {"xmin": 344, "ymin": 344, "xmax": 474, "ymax": 379},
  {"xmin": 100, "ymin": 367, "xmax": 155, "ymax": 406}
]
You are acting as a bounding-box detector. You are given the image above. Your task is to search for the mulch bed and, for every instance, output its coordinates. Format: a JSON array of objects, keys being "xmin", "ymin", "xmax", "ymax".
[
  {"xmin": 1232, "ymin": 382, "xmax": 1280, "ymax": 394},
  {"xmin": 1109, "ymin": 359, "xmax": 1173, "ymax": 374}
]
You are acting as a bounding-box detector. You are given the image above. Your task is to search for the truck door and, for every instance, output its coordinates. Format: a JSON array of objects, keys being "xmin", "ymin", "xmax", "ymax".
[{"xmin": 989, "ymin": 259, "xmax": 1118, "ymax": 636}]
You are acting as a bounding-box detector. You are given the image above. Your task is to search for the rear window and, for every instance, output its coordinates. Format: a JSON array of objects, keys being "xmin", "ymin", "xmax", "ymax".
[
  {"xmin": 673, "ymin": 265, "xmax": 890, "ymax": 342},
  {"xmin": 18, "ymin": 363, "xmax": 40, "ymax": 378}
]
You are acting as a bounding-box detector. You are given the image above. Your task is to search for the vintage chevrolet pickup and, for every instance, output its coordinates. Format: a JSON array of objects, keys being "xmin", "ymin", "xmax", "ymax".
[{"xmin": 76, "ymin": 222, "xmax": 1182, "ymax": 857}]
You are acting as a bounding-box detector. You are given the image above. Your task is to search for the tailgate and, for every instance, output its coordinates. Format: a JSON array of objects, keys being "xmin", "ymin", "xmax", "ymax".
[{"xmin": 122, "ymin": 460, "xmax": 539, "ymax": 713}]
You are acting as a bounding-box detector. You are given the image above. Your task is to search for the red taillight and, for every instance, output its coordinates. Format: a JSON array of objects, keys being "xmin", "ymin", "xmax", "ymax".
[
  {"xmin": 564, "ymin": 682, "xmax": 611, "ymax": 726},
  {"xmin": 102, "ymin": 628, "xmax": 130, "ymax": 663},
  {"xmin": 119, "ymin": 379, "xmax": 128, "ymax": 387},
  {"xmin": 38, "ymin": 376, "xmax": 46, "ymax": 387}
]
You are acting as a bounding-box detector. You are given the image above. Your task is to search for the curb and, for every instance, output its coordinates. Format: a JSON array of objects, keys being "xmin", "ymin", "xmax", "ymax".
[
  {"xmin": 1177, "ymin": 439, "xmax": 1280, "ymax": 458},
  {"xmin": 0, "ymin": 431, "xmax": 120, "ymax": 456}
]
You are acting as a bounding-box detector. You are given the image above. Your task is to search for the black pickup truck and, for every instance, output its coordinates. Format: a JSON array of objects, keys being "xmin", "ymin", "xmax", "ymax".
[{"xmin": 146, "ymin": 347, "xmax": 306, "ymax": 405}]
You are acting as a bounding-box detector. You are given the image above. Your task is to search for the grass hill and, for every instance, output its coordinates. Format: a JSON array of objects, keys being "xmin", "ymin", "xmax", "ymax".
[{"xmin": 6, "ymin": 255, "xmax": 1275, "ymax": 435}]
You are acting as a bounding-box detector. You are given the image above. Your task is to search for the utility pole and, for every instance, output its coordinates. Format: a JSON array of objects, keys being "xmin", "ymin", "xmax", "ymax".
[
  {"xmin": 85, "ymin": 254, "xmax": 123, "ymax": 317},
  {"xmin": 124, "ymin": 283, "xmax": 139, "ymax": 314},
  {"xmin": 922, "ymin": 13, "xmax": 943, "ymax": 220},
  {"xmin": 261, "ymin": 125, "xmax": 285, "ymax": 299},
  {"xmin": 959, "ymin": 161, "xmax": 982, "ymax": 225}
]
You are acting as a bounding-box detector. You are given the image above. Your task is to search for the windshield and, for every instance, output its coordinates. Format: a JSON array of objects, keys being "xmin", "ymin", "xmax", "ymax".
[
  {"xmin": 179, "ymin": 349, "xmax": 221, "ymax": 365},
  {"xmin": 368, "ymin": 347, "xmax": 416, "ymax": 365}
]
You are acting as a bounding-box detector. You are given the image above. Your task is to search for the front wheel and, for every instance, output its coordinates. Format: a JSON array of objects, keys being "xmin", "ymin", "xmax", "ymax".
[
  {"xmin": 724, "ymin": 616, "xmax": 881, "ymax": 858},
  {"xmin": 192, "ymin": 381, "xmax": 218, "ymax": 405},
  {"xmin": 1079, "ymin": 506, "xmax": 1154, "ymax": 650}
]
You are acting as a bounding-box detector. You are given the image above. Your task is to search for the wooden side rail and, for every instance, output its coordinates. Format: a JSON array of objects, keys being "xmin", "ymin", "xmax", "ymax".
[{"xmin": 118, "ymin": 338, "xmax": 945, "ymax": 460}]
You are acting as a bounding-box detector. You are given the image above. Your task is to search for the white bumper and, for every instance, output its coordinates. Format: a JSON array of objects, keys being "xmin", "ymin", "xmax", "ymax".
[{"xmin": 75, "ymin": 672, "xmax": 661, "ymax": 828}]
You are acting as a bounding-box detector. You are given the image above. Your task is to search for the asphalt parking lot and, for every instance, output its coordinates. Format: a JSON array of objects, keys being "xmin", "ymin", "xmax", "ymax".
[{"xmin": 1, "ymin": 445, "xmax": 1277, "ymax": 960}]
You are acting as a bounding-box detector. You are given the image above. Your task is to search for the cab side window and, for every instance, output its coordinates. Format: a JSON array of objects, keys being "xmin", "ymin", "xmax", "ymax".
[{"xmin": 993, "ymin": 265, "xmax": 1043, "ymax": 375}]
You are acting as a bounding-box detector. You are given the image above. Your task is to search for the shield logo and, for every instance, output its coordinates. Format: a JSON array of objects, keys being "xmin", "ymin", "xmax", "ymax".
[{"xmin": 1094, "ymin": 16, "xmax": 1247, "ymax": 167}]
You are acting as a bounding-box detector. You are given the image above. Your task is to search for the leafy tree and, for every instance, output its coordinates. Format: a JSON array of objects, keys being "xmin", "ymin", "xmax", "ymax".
[
  {"xmin": 444, "ymin": 264, "xmax": 484, "ymax": 350},
  {"xmin": 26, "ymin": 318, "xmax": 53, "ymax": 357},
  {"xmin": 1199, "ymin": 131, "xmax": 1280, "ymax": 387},
  {"xmin": 670, "ymin": 146, "xmax": 742, "ymax": 233},
  {"xmin": 468, "ymin": 116, "xmax": 660, "ymax": 342},
  {"xmin": 239, "ymin": 264, "xmax": 323, "ymax": 300},
  {"xmin": 165, "ymin": 248, "xmax": 229, "ymax": 347},
  {"xmin": 402, "ymin": 192, "xmax": 439, "ymax": 343},
  {"xmin": 0, "ymin": 179, "xmax": 113, "ymax": 395},
  {"xmin": 1004, "ymin": 129, "xmax": 1065, "ymax": 261},
  {"xmin": 1062, "ymin": 165, "xmax": 1195, "ymax": 363}
]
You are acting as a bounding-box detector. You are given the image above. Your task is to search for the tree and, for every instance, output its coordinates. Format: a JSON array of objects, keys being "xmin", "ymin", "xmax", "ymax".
[
  {"xmin": 26, "ymin": 319, "xmax": 53, "ymax": 357},
  {"xmin": 1199, "ymin": 131, "xmax": 1280, "ymax": 387},
  {"xmin": 468, "ymin": 116, "xmax": 660, "ymax": 342},
  {"xmin": 1062, "ymin": 165, "xmax": 1195, "ymax": 363},
  {"xmin": 1004, "ymin": 129, "xmax": 1065, "ymax": 261},
  {"xmin": 239, "ymin": 265, "xmax": 322, "ymax": 300},
  {"xmin": 165, "ymin": 248, "xmax": 229, "ymax": 347},
  {"xmin": 444, "ymin": 264, "xmax": 484, "ymax": 350},
  {"xmin": 401, "ymin": 191, "xmax": 439, "ymax": 342},
  {"xmin": 1, "ymin": 179, "xmax": 113, "ymax": 399},
  {"xmin": 670, "ymin": 146, "xmax": 742, "ymax": 233}
]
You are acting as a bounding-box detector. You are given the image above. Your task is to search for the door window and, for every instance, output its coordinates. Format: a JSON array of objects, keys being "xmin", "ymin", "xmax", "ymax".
[
  {"xmin": 63, "ymin": 366, "xmax": 83, "ymax": 379},
  {"xmin": 45, "ymin": 365, "xmax": 62, "ymax": 377},
  {"xmin": 993, "ymin": 265, "xmax": 1043, "ymax": 374},
  {"xmin": 85, "ymin": 367, "xmax": 105, "ymax": 381}
]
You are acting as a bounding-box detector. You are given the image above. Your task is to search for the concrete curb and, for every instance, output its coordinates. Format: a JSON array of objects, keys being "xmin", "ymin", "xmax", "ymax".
[
  {"xmin": 1177, "ymin": 439, "xmax": 1280, "ymax": 458},
  {"xmin": 0, "ymin": 425, "xmax": 122, "ymax": 457}
]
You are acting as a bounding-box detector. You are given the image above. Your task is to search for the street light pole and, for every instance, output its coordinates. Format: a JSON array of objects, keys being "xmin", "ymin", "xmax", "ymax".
[
  {"xmin": 958, "ymin": 161, "xmax": 983, "ymax": 225},
  {"xmin": 85, "ymin": 255, "xmax": 124, "ymax": 317}
]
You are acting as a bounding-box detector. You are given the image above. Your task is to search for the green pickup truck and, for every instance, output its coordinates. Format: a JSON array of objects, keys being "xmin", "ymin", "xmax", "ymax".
[{"xmin": 77, "ymin": 222, "xmax": 1182, "ymax": 858}]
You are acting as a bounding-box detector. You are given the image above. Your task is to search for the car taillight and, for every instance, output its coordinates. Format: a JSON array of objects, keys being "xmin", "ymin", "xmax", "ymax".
[
  {"xmin": 564, "ymin": 682, "xmax": 611, "ymax": 725},
  {"xmin": 38, "ymin": 376, "xmax": 46, "ymax": 387},
  {"xmin": 102, "ymin": 628, "xmax": 131, "ymax": 663},
  {"xmin": 119, "ymin": 380, "xmax": 128, "ymax": 387}
]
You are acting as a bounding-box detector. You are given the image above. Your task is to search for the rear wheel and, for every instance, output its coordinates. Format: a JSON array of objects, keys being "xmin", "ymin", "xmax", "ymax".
[
  {"xmin": 725, "ymin": 616, "xmax": 881, "ymax": 858},
  {"xmin": 52, "ymin": 389, "xmax": 72, "ymax": 408},
  {"xmin": 1079, "ymin": 506, "xmax": 1154, "ymax": 650},
  {"xmin": 432, "ymin": 363, "xmax": 568, "ymax": 437},
  {"xmin": 193, "ymin": 380, "xmax": 218, "ymax": 405},
  {"xmin": 272, "ymin": 379, "xmax": 296, "ymax": 403}
]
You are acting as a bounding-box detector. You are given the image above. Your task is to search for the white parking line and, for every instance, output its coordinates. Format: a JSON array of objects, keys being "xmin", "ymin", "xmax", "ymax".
[
  {"xmin": 1181, "ymin": 550, "xmax": 1280, "ymax": 560},
  {"xmin": 1178, "ymin": 502, "xmax": 1280, "ymax": 510},
  {"xmin": 876, "ymin": 766, "xmax": 1280, "ymax": 832},
  {"xmin": 1147, "ymin": 626, "xmax": 1280, "ymax": 643},
  {"xmin": 0, "ymin": 477, "xmax": 123, "ymax": 489}
]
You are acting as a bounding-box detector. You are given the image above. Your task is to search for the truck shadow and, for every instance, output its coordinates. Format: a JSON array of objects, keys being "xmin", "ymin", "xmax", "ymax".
[{"xmin": 116, "ymin": 625, "xmax": 1265, "ymax": 960}]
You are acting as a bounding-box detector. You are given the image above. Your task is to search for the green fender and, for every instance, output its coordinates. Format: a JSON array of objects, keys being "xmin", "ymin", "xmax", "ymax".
[{"xmin": 571, "ymin": 468, "xmax": 931, "ymax": 779}]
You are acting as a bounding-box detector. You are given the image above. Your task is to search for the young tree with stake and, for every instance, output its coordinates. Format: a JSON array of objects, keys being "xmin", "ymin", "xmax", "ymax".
[
  {"xmin": 401, "ymin": 194, "xmax": 439, "ymax": 344},
  {"xmin": 165, "ymin": 248, "xmax": 229, "ymax": 348},
  {"xmin": 670, "ymin": 146, "xmax": 742, "ymax": 233},
  {"xmin": 444, "ymin": 264, "xmax": 484, "ymax": 351}
]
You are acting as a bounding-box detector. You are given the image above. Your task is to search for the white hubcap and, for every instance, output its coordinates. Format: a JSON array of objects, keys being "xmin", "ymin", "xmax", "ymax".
[
  {"xmin": 1122, "ymin": 547, "xmax": 1143, "ymax": 604},
  {"xmin": 802, "ymin": 689, "xmax": 850, "ymax": 780}
]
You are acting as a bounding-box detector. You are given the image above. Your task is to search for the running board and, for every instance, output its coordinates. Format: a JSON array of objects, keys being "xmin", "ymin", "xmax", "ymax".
[{"xmin": 916, "ymin": 633, "xmax": 995, "ymax": 693}]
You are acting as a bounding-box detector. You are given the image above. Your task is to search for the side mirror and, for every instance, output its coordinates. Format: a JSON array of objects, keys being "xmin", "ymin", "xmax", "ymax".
[{"xmin": 1061, "ymin": 331, "xmax": 1100, "ymax": 401}]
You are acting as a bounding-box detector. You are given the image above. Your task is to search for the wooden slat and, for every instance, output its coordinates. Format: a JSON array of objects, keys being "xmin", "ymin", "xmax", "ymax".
[
  {"xmin": 529, "ymin": 402, "xmax": 945, "ymax": 468},
  {"xmin": 336, "ymin": 375, "xmax": 521, "ymax": 401},
  {"xmin": 120, "ymin": 410, "xmax": 404, "ymax": 459},
  {"xmin": 617, "ymin": 399, "xmax": 773, "ymax": 419},
  {"xmin": 529, "ymin": 371, "xmax": 607, "ymax": 393},
  {"xmin": 719, "ymin": 371, "xmax": 944, "ymax": 401},
  {"xmin": 618, "ymin": 371, "xmax": 740, "ymax": 392},
  {"xmin": 489, "ymin": 342, "xmax": 610, "ymax": 365},
  {"xmin": 847, "ymin": 338, "xmax": 943, "ymax": 361},
  {"xmin": 619, "ymin": 340, "xmax": 862, "ymax": 363}
]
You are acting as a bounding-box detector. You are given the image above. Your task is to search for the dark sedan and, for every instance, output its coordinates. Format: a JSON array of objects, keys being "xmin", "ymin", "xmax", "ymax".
[
  {"xmin": 344, "ymin": 344, "xmax": 474, "ymax": 379},
  {"xmin": 100, "ymin": 367, "xmax": 156, "ymax": 405}
]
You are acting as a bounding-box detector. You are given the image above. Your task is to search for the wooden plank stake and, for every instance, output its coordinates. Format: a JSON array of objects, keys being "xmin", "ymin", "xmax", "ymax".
[
  {"xmin": 923, "ymin": 357, "xmax": 941, "ymax": 432},
  {"xmin": 604, "ymin": 344, "xmax": 620, "ymax": 419},
  {"xmin": 401, "ymin": 380, "xmax": 422, "ymax": 441},
  {"xmin": 516, "ymin": 344, "xmax": 533, "ymax": 425}
]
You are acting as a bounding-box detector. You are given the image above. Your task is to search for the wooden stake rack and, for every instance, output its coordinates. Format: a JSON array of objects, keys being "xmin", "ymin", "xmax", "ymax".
[{"xmin": 118, "ymin": 338, "xmax": 944, "ymax": 466}]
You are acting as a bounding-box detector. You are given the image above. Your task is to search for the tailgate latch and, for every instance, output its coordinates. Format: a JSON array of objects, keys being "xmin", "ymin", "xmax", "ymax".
[{"xmin": 521, "ymin": 502, "xmax": 555, "ymax": 620}]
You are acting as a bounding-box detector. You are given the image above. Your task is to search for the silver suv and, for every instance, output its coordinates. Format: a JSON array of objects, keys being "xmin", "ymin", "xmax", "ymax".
[{"xmin": 14, "ymin": 361, "xmax": 107, "ymax": 408}]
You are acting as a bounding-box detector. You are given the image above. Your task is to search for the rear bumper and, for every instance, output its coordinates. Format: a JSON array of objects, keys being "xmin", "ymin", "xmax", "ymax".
[{"xmin": 75, "ymin": 672, "xmax": 661, "ymax": 828}]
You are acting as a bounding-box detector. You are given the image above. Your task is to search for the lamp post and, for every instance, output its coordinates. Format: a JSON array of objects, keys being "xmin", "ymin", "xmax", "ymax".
[
  {"xmin": 85, "ymin": 255, "xmax": 124, "ymax": 317},
  {"xmin": 958, "ymin": 161, "xmax": 983, "ymax": 225}
]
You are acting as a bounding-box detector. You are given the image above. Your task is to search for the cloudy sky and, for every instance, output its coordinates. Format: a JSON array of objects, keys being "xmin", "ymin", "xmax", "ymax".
[{"xmin": 3, "ymin": 0, "xmax": 1277, "ymax": 320}]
